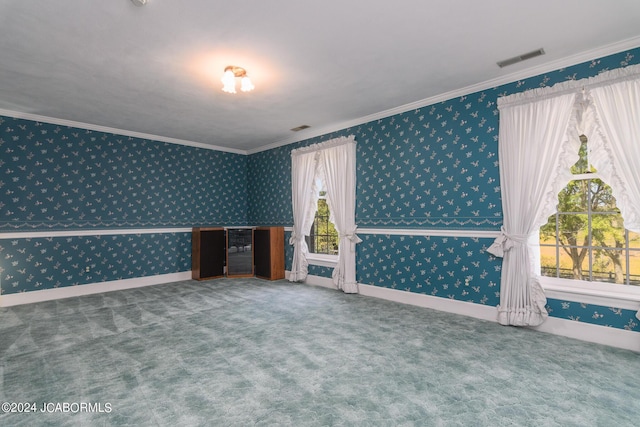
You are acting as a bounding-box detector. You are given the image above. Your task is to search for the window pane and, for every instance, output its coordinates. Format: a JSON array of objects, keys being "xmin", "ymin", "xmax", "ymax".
[
  {"xmin": 306, "ymin": 198, "xmax": 338, "ymax": 255},
  {"xmin": 557, "ymin": 180, "xmax": 588, "ymax": 212},
  {"xmin": 558, "ymin": 245, "xmax": 589, "ymax": 280},
  {"xmin": 590, "ymin": 179, "xmax": 619, "ymax": 213},
  {"xmin": 630, "ymin": 249, "xmax": 640, "ymax": 286},
  {"xmin": 592, "ymin": 249, "xmax": 625, "ymax": 284},
  {"xmin": 540, "ymin": 214, "xmax": 558, "ymax": 245},
  {"xmin": 557, "ymin": 213, "xmax": 588, "ymax": 246},
  {"xmin": 540, "ymin": 244, "xmax": 558, "ymax": 278},
  {"xmin": 591, "ymin": 213, "xmax": 625, "ymax": 249}
]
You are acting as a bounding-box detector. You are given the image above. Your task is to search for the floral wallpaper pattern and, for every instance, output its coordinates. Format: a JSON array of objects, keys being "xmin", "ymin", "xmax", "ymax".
[
  {"xmin": 0, "ymin": 118, "xmax": 247, "ymax": 230},
  {"xmin": 1, "ymin": 233, "xmax": 191, "ymax": 293},
  {"xmin": 248, "ymin": 148, "xmax": 293, "ymax": 226},
  {"xmin": 356, "ymin": 102, "xmax": 501, "ymax": 229},
  {"xmin": 546, "ymin": 299, "xmax": 639, "ymax": 332},
  {"xmin": 358, "ymin": 234, "xmax": 501, "ymax": 306}
]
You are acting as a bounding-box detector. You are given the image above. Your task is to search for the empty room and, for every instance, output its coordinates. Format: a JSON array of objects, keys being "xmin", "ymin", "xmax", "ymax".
[{"xmin": 1, "ymin": 1, "xmax": 640, "ymax": 425}]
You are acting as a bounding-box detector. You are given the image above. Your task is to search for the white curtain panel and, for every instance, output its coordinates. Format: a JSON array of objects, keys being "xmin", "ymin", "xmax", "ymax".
[
  {"xmin": 582, "ymin": 65, "xmax": 640, "ymax": 321},
  {"xmin": 289, "ymin": 149, "xmax": 320, "ymax": 282},
  {"xmin": 317, "ymin": 138, "xmax": 361, "ymax": 293},
  {"xmin": 488, "ymin": 91, "xmax": 580, "ymax": 326},
  {"xmin": 584, "ymin": 67, "xmax": 640, "ymax": 233}
]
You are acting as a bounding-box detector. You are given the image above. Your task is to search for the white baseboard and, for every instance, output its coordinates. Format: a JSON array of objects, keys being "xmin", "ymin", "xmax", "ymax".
[
  {"xmin": 293, "ymin": 274, "xmax": 640, "ymax": 353},
  {"xmin": 0, "ymin": 271, "xmax": 192, "ymax": 307},
  {"xmin": 284, "ymin": 270, "xmax": 338, "ymax": 289},
  {"xmin": 304, "ymin": 274, "xmax": 338, "ymax": 290},
  {"xmin": 358, "ymin": 282, "xmax": 498, "ymax": 322},
  {"xmin": 532, "ymin": 316, "xmax": 640, "ymax": 353},
  {"xmin": 360, "ymin": 281, "xmax": 640, "ymax": 352}
]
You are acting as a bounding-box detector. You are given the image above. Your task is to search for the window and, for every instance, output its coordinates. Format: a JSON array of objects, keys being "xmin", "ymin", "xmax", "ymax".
[
  {"xmin": 307, "ymin": 190, "xmax": 339, "ymax": 255},
  {"xmin": 540, "ymin": 136, "xmax": 640, "ymax": 285}
]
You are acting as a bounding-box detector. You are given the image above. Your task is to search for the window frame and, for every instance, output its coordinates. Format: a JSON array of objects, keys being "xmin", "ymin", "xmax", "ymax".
[{"xmin": 539, "ymin": 275, "xmax": 640, "ymax": 311}]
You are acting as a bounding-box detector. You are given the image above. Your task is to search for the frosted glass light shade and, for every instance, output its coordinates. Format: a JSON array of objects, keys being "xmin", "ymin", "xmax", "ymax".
[
  {"xmin": 240, "ymin": 76, "xmax": 255, "ymax": 92},
  {"xmin": 221, "ymin": 70, "xmax": 237, "ymax": 93}
]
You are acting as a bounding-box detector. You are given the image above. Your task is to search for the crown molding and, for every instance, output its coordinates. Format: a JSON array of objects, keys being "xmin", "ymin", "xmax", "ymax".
[
  {"xmin": 0, "ymin": 108, "xmax": 247, "ymax": 155},
  {"xmin": 247, "ymin": 36, "xmax": 640, "ymax": 155},
  {"xmin": 0, "ymin": 228, "xmax": 192, "ymax": 240}
]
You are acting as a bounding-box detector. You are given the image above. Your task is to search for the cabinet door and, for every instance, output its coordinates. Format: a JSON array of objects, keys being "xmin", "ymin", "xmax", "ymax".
[
  {"xmin": 192, "ymin": 228, "xmax": 225, "ymax": 280},
  {"xmin": 226, "ymin": 228, "xmax": 254, "ymax": 277},
  {"xmin": 255, "ymin": 227, "xmax": 285, "ymax": 280}
]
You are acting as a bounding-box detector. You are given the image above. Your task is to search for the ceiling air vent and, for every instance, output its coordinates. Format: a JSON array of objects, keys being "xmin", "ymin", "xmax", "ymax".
[
  {"xmin": 497, "ymin": 48, "xmax": 545, "ymax": 68},
  {"xmin": 290, "ymin": 125, "xmax": 310, "ymax": 132}
]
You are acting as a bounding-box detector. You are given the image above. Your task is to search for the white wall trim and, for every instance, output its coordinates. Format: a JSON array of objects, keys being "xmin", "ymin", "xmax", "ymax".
[
  {"xmin": 284, "ymin": 226, "xmax": 499, "ymax": 239},
  {"xmin": 358, "ymin": 281, "xmax": 639, "ymax": 352},
  {"xmin": 542, "ymin": 278, "xmax": 640, "ymax": 312},
  {"xmin": 0, "ymin": 108, "xmax": 247, "ymax": 155},
  {"xmin": 0, "ymin": 227, "xmax": 192, "ymax": 240},
  {"xmin": 284, "ymin": 271, "xmax": 337, "ymax": 289},
  {"xmin": 357, "ymin": 228, "xmax": 500, "ymax": 239},
  {"xmin": 306, "ymin": 253, "xmax": 338, "ymax": 268},
  {"xmin": 0, "ymin": 271, "xmax": 191, "ymax": 307},
  {"xmin": 358, "ymin": 282, "xmax": 498, "ymax": 322},
  {"xmin": 303, "ymin": 273, "xmax": 338, "ymax": 290},
  {"xmin": 532, "ymin": 316, "xmax": 640, "ymax": 353},
  {"xmin": 294, "ymin": 274, "xmax": 639, "ymax": 352}
]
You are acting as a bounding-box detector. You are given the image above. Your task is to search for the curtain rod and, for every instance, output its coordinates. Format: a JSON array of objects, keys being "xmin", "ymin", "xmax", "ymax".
[
  {"xmin": 291, "ymin": 135, "xmax": 356, "ymax": 156},
  {"xmin": 498, "ymin": 63, "xmax": 640, "ymax": 109}
]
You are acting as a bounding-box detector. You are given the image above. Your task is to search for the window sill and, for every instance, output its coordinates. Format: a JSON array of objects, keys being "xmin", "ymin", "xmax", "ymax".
[
  {"xmin": 306, "ymin": 253, "xmax": 338, "ymax": 268},
  {"xmin": 540, "ymin": 276, "xmax": 640, "ymax": 311}
]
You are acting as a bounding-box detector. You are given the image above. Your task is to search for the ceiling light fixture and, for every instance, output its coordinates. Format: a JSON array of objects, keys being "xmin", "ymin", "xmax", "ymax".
[{"xmin": 221, "ymin": 66, "xmax": 255, "ymax": 94}]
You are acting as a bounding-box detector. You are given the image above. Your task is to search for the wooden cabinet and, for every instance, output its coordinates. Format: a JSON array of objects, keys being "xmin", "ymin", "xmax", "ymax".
[
  {"xmin": 192, "ymin": 226, "xmax": 284, "ymax": 281},
  {"xmin": 192, "ymin": 227, "xmax": 225, "ymax": 280},
  {"xmin": 254, "ymin": 226, "xmax": 285, "ymax": 280}
]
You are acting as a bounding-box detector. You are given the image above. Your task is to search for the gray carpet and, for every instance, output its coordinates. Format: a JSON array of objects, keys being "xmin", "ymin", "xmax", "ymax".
[{"xmin": 0, "ymin": 278, "xmax": 638, "ymax": 426}]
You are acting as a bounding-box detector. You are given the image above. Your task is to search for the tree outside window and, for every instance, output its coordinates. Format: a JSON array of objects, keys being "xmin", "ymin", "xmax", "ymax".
[
  {"xmin": 540, "ymin": 136, "xmax": 640, "ymax": 285},
  {"xmin": 307, "ymin": 191, "xmax": 339, "ymax": 255}
]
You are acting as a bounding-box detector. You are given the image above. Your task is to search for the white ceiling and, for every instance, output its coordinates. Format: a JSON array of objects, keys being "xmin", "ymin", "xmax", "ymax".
[{"xmin": 1, "ymin": 1, "xmax": 640, "ymax": 153}]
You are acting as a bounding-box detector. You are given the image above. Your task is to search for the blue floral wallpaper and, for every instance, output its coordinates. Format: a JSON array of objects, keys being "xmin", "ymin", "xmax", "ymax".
[
  {"xmin": 358, "ymin": 234, "xmax": 501, "ymax": 305},
  {"xmin": 248, "ymin": 147, "xmax": 293, "ymax": 226},
  {"xmin": 1, "ymin": 117, "xmax": 248, "ymax": 294},
  {"xmin": 0, "ymin": 233, "xmax": 190, "ymax": 293},
  {"xmin": 546, "ymin": 299, "xmax": 639, "ymax": 332},
  {"xmin": 0, "ymin": 117, "xmax": 247, "ymax": 230},
  {"xmin": 356, "ymin": 104, "xmax": 501, "ymax": 229},
  {"xmin": 249, "ymin": 46, "xmax": 640, "ymax": 333}
]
